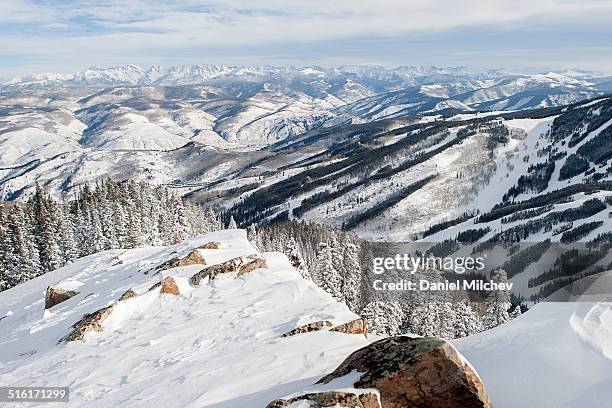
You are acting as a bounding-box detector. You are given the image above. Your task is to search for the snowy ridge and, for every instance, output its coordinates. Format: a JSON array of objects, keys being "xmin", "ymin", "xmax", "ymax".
[
  {"xmin": 0, "ymin": 230, "xmax": 369, "ymax": 407},
  {"xmin": 1, "ymin": 230, "xmax": 611, "ymax": 407}
]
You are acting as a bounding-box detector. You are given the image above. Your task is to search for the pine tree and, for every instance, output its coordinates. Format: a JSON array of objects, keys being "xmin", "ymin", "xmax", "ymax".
[
  {"xmin": 313, "ymin": 242, "xmax": 343, "ymax": 301},
  {"xmin": 510, "ymin": 304, "xmax": 522, "ymax": 319},
  {"xmin": 285, "ymin": 237, "xmax": 310, "ymax": 279},
  {"xmin": 0, "ymin": 210, "xmax": 10, "ymax": 291},
  {"xmin": 227, "ymin": 215, "xmax": 237, "ymax": 229},
  {"xmin": 453, "ymin": 301, "xmax": 482, "ymax": 338},
  {"xmin": 5, "ymin": 206, "xmax": 37, "ymax": 285},
  {"xmin": 342, "ymin": 243, "xmax": 361, "ymax": 311},
  {"xmin": 483, "ymin": 269, "xmax": 512, "ymax": 329},
  {"xmin": 361, "ymin": 301, "xmax": 404, "ymax": 336}
]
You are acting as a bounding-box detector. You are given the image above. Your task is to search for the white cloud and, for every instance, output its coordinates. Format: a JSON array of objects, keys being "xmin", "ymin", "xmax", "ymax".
[{"xmin": 1, "ymin": 0, "xmax": 612, "ymax": 75}]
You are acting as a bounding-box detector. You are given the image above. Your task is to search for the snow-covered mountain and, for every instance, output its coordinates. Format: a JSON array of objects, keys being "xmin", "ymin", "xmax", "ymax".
[
  {"xmin": 0, "ymin": 229, "xmax": 610, "ymax": 407},
  {"xmin": 1, "ymin": 64, "xmax": 609, "ymax": 186}
]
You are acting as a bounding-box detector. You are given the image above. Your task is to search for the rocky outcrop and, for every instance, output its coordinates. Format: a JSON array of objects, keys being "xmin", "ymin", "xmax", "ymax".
[
  {"xmin": 149, "ymin": 249, "xmax": 207, "ymax": 274},
  {"xmin": 281, "ymin": 320, "xmax": 332, "ymax": 337},
  {"xmin": 61, "ymin": 304, "xmax": 116, "ymax": 343},
  {"xmin": 267, "ymin": 391, "xmax": 380, "ymax": 408},
  {"xmin": 118, "ymin": 289, "xmax": 137, "ymax": 301},
  {"xmin": 318, "ymin": 336, "xmax": 493, "ymax": 408},
  {"xmin": 189, "ymin": 255, "xmax": 258, "ymax": 285},
  {"xmin": 160, "ymin": 277, "xmax": 180, "ymax": 295},
  {"xmin": 147, "ymin": 276, "xmax": 180, "ymax": 295},
  {"xmin": 238, "ymin": 258, "xmax": 267, "ymax": 276},
  {"xmin": 198, "ymin": 241, "xmax": 221, "ymax": 249},
  {"xmin": 45, "ymin": 286, "xmax": 78, "ymax": 309},
  {"xmin": 330, "ymin": 317, "xmax": 368, "ymax": 335}
]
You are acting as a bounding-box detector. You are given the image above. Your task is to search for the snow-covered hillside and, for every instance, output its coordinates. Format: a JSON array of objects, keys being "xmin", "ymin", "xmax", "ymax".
[
  {"xmin": 455, "ymin": 301, "xmax": 612, "ymax": 408},
  {"xmin": 1, "ymin": 230, "xmax": 610, "ymax": 407},
  {"xmin": 0, "ymin": 230, "xmax": 368, "ymax": 407}
]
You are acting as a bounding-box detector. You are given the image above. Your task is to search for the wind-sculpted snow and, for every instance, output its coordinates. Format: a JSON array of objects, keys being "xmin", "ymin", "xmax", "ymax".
[{"xmin": 455, "ymin": 300, "xmax": 612, "ymax": 408}]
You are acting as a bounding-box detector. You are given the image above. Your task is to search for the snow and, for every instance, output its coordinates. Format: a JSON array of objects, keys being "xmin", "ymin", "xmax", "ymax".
[
  {"xmin": 455, "ymin": 301, "xmax": 612, "ymax": 408},
  {"xmin": 0, "ymin": 230, "xmax": 368, "ymax": 407}
]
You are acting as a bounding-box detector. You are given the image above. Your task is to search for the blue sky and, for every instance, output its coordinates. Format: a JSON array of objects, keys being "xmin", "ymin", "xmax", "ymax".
[{"xmin": 1, "ymin": 0, "xmax": 612, "ymax": 77}]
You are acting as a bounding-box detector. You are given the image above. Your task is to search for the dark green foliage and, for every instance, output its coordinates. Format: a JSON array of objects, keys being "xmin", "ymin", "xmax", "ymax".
[
  {"xmin": 560, "ymin": 221, "xmax": 604, "ymax": 243},
  {"xmin": 559, "ymin": 154, "xmax": 590, "ymax": 180}
]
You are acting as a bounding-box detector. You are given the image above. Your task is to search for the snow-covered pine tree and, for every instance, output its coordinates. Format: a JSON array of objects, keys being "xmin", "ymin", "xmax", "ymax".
[
  {"xmin": 4, "ymin": 206, "xmax": 37, "ymax": 286},
  {"xmin": 313, "ymin": 242, "xmax": 343, "ymax": 301},
  {"xmin": 361, "ymin": 301, "xmax": 404, "ymax": 336},
  {"xmin": 510, "ymin": 304, "xmax": 522, "ymax": 319},
  {"xmin": 342, "ymin": 242, "xmax": 362, "ymax": 311},
  {"xmin": 285, "ymin": 237, "xmax": 310, "ymax": 279},
  {"xmin": 227, "ymin": 216, "xmax": 237, "ymax": 229},
  {"xmin": 56, "ymin": 205, "xmax": 78, "ymax": 265},
  {"xmin": 0, "ymin": 210, "xmax": 9, "ymax": 291},
  {"xmin": 453, "ymin": 300, "xmax": 483, "ymax": 338},
  {"xmin": 483, "ymin": 269, "xmax": 513, "ymax": 329},
  {"xmin": 30, "ymin": 185, "xmax": 61, "ymax": 273}
]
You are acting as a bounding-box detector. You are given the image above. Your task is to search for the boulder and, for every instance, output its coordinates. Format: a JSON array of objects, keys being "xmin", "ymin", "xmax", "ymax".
[
  {"xmin": 45, "ymin": 286, "xmax": 78, "ymax": 309},
  {"xmin": 267, "ymin": 391, "xmax": 380, "ymax": 408},
  {"xmin": 330, "ymin": 317, "xmax": 368, "ymax": 335},
  {"xmin": 281, "ymin": 320, "xmax": 332, "ymax": 337},
  {"xmin": 190, "ymin": 256, "xmax": 251, "ymax": 285},
  {"xmin": 198, "ymin": 241, "xmax": 221, "ymax": 249},
  {"xmin": 318, "ymin": 336, "xmax": 493, "ymax": 408},
  {"xmin": 160, "ymin": 277, "xmax": 180, "ymax": 295},
  {"xmin": 150, "ymin": 249, "xmax": 207, "ymax": 274},
  {"xmin": 118, "ymin": 289, "xmax": 137, "ymax": 301},
  {"xmin": 147, "ymin": 276, "xmax": 180, "ymax": 296},
  {"xmin": 61, "ymin": 304, "xmax": 116, "ymax": 343},
  {"xmin": 237, "ymin": 258, "xmax": 267, "ymax": 276}
]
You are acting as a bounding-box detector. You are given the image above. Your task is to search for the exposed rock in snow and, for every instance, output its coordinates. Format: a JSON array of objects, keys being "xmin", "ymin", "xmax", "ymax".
[
  {"xmin": 199, "ymin": 241, "xmax": 221, "ymax": 249},
  {"xmin": 118, "ymin": 288, "xmax": 137, "ymax": 301},
  {"xmin": 45, "ymin": 286, "xmax": 79, "ymax": 309},
  {"xmin": 267, "ymin": 390, "xmax": 381, "ymax": 408},
  {"xmin": 62, "ymin": 303, "xmax": 116, "ymax": 343},
  {"xmin": 330, "ymin": 317, "xmax": 369, "ymax": 335},
  {"xmin": 190, "ymin": 254, "xmax": 258, "ymax": 284},
  {"xmin": 237, "ymin": 257, "xmax": 268, "ymax": 276},
  {"xmin": 281, "ymin": 320, "xmax": 333, "ymax": 338},
  {"xmin": 148, "ymin": 276, "xmax": 182, "ymax": 296},
  {"xmin": 152, "ymin": 249, "xmax": 207, "ymax": 274},
  {"xmin": 318, "ymin": 336, "xmax": 493, "ymax": 408}
]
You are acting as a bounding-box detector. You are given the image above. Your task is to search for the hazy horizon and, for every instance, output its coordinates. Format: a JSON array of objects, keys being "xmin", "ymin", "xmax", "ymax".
[{"xmin": 2, "ymin": 0, "xmax": 612, "ymax": 78}]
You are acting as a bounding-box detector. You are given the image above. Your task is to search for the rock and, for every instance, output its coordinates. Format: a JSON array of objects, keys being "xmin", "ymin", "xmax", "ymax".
[
  {"xmin": 330, "ymin": 317, "xmax": 368, "ymax": 335},
  {"xmin": 198, "ymin": 241, "xmax": 221, "ymax": 249},
  {"xmin": 237, "ymin": 258, "xmax": 267, "ymax": 276},
  {"xmin": 281, "ymin": 320, "xmax": 332, "ymax": 337},
  {"xmin": 118, "ymin": 289, "xmax": 137, "ymax": 301},
  {"xmin": 160, "ymin": 277, "xmax": 180, "ymax": 295},
  {"xmin": 267, "ymin": 391, "xmax": 380, "ymax": 408},
  {"xmin": 61, "ymin": 304, "xmax": 116, "ymax": 342},
  {"xmin": 151, "ymin": 249, "xmax": 207, "ymax": 274},
  {"xmin": 147, "ymin": 277, "xmax": 180, "ymax": 295},
  {"xmin": 45, "ymin": 286, "xmax": 78, "ymax": 309},
  {"xmin": 318, "ymin": 336, "xmax": 493, "ymax": 408},
  {"xmin": 190, "ymin": 256, "xmax": 250, "ymax": 285}
]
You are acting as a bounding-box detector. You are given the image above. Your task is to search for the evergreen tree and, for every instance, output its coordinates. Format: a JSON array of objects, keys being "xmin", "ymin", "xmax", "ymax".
[
  {"xmin": 313, "ymin": 242, "xmax": 343, "ymax": 301},
  {"xmin": 285, "ymin": 237, "xmax": 310, "ymax": 279},
  {"xmin": 483, "ymin": 269, "xmax": 513, "ymax": 329},
  {"xmin": 361, "ymin": 301, "xmax": 404, "ymax": 336},
  {"xmin": 227, "ymin": 215, "xmax": 237, "ymax": 229},
  {"xmin": 453, "ymin": 301, "xmax": 483, "ymax": 338},
  {"xmin": 342, "ymin": 243, "xmax": 362, "ymax": 311}
]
